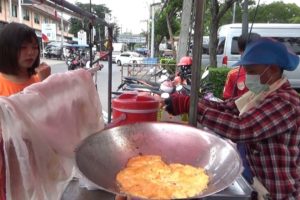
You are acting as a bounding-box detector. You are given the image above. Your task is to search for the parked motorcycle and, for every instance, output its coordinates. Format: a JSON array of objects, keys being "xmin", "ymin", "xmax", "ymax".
[
  {"xmin": 170, "ymin": 67, "xmax": 223, "ymax": 102},
  {"xmin": 114, "ymin": 69, "xmax": 175, "ymax": 97}
]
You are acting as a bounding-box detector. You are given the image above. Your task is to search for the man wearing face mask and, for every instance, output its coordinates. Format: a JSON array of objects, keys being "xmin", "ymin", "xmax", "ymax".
[{"xmin": 165, "ymin": 38, "xmax": 300, "ymax": 200}]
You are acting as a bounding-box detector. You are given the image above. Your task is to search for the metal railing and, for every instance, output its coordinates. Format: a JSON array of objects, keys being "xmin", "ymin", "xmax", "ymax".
[{"xmin": 120, "ymin": 62, "xmax": 176, "ymax": 83}]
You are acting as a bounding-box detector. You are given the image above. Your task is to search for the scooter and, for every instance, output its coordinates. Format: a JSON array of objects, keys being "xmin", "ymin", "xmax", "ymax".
[{"xmin": 170, "ymin": 68, "xmax": 223, "ymax": 102}]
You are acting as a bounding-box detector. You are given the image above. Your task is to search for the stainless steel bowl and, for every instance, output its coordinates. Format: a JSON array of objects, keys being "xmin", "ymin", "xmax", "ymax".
[{"xmin": 75, "ymin": 122, "xmax": 242, "ymax": 199}]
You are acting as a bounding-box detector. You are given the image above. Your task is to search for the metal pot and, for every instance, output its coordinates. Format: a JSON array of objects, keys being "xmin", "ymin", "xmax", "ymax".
[{"xmin": 75, "ymin": 122, "xmax": 242, "ymax": 199}]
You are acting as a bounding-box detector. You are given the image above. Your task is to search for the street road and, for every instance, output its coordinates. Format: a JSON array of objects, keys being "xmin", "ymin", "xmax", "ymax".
[{"xmin": 41, "ymin": 58, "xmax": 123, "ymax": 116}]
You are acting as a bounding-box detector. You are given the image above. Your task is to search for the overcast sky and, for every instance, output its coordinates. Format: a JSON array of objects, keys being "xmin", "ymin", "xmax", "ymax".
[
  {"xmin": 70, "ymin": 0, "xmax": 156, "ymax": 34},
  {"xmin": 67, "ymin": 0, "xmax": 300, "ymax": 34}
]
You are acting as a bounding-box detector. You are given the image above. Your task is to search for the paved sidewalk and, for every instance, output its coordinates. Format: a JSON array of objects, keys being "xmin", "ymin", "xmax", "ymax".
[{"xmin": 40, "ymin": 58, "xmax": 65, "ymax": 66}]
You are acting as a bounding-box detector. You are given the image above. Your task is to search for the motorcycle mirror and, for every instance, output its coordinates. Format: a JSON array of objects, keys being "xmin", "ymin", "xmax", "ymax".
[
  {"xmin": 176, "ymin": 85, "xmax": 183, "ymax": 92},
  {"xmin": 149, "ymin": 67, "xmax": 155, "ymax": 74},
  {"xmin": 161, "ymin": 93, "xmax": 170, "ymax": 99},
  {"xmin": 158, "ymin": 75, "xmax": 168, "ymax": 82},
  {"xmin": 201, "ymin": 70, "xmax": 209, "ymax": 79}
]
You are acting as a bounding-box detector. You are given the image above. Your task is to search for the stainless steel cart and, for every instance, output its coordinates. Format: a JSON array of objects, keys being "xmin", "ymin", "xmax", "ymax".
[{"xmin": 61, "ymin": 175, "xmax": 254, "ymax": 200}]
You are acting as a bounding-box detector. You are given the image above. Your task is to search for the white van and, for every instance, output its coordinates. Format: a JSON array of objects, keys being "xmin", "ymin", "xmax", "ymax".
[
  {"xmin": 112, "ymin": 43, "xmax": 128, "ymax": 63},
  {"xmin": 202, "ymin": 23, "xmax": 300, "ymax": 89}
]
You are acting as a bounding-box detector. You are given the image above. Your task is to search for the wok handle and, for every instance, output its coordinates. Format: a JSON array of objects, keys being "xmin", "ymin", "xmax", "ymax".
[{"xmin": 105, "ymin": 113, "xmax": 126, "ymax": 129}]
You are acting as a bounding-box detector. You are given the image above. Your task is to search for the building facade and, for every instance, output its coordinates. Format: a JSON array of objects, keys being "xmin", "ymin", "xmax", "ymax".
[{"xmin": 0, "ymin": 0, "xmax": 74, "ymax": 43}]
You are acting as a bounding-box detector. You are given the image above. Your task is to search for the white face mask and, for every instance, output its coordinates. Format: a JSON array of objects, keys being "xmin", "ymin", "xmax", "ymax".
[{"xmin": 245, "ymin": 68, "xmax": 270, "ymax": 94}]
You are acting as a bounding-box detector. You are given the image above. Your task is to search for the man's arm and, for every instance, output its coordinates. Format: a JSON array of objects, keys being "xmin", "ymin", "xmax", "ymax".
[
  {"xmin": 198, "ymin": 96, "xmax": 297, "ymax": 142},
  {"xmin": 165, "ymin": 94, "xmax": 239, "ymax": 116}
]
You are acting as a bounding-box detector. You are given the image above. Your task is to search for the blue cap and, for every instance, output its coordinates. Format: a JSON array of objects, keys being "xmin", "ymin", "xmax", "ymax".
[{"xmin": 233, "ymin": 38, "xmax": 299, "ymax": 71}]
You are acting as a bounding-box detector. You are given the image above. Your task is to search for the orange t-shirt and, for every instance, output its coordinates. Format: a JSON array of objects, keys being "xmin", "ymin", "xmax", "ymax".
[
  {"xmin": 0, "ymin": 73, "xmax": 40, "ymax": 200},
  {"xmin": 223, "ymin": 66, "xmax": 248, "ymax": 100},
  {"xmin": 0, "ymin": 74, "xmax": 40, "ymax": 97}
]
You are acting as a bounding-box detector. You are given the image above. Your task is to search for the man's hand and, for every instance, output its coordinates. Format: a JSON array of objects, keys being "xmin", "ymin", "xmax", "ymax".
[{"xmin": 35, "ymin": 62, "xmax": 51, "ymax": 81}]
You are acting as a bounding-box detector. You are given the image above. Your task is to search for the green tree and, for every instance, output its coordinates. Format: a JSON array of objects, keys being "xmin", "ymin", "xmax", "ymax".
[
  {"xmin": 207, "ymin": 0, "xmax": 240, "ymax": 67},
  {"xmin": 248, "ymin": 2, "xmax": 300, "ymax": 23},
  {"xmin": 216, "ymin": 1, "xmax": 300, "ymax": 26},
  {"xmin": 154, "ymin": 0, "xmax": 182, "ymax": 57},
  {"xmin": 164, "ymin": 0, "xmax": 182, "ymax": 59},
  {"xmin": 69, "ymin": 3, "xmax": 110, "ymax": 48}
]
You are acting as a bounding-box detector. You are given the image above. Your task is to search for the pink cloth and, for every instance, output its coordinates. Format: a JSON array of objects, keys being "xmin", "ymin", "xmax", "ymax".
[{"xmin": 0, "ymin": 69, "xmax": 104, "ymax": 200}]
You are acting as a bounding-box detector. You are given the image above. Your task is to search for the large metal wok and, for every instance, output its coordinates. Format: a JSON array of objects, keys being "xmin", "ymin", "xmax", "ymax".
[{"xmin": 75, "ymin": 122, "xmax": 242, "ymax": 199}]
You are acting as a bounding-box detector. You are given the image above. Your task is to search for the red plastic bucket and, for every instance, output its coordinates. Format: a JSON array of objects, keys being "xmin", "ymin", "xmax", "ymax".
[{"xmin": 112, "ymin": 93, "xmax": 159, "ymax": 126}]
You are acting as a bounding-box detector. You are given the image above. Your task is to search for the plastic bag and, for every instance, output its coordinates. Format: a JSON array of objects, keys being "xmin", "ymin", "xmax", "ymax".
[{"xmin": 0, "ymin": 69, "xmax": 104, "ymax": 200}]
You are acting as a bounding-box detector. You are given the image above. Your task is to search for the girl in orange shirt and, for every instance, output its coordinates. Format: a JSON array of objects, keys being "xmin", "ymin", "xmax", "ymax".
[{"xmin": 0, "ymin": 22, "xmax": 51, "ymax": 199}]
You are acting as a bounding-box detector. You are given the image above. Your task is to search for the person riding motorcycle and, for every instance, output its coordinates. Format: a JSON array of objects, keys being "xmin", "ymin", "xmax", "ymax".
[{"xmin": 174, "ymin": 56, "xmax": 192, "ymax": 85}]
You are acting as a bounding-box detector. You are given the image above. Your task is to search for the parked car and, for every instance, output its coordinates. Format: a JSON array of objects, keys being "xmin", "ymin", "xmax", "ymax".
[
  {"xmin": 201, "ymin": 23, "xmax": 300, "ymax": 89},
  {"xmin": 115, "ymin": 51, "xmax": 145, "ymax": 66},
  {"xmin": 43, "ymin": 42, "xmax": 73, "ymax": 60},
  {"xmin": 112, "ymin": 43, "xmax": 128, "ymax": 63},
  {"xmin": 135, "ymin": 47, "xmax": 149, "ymax": 56}
]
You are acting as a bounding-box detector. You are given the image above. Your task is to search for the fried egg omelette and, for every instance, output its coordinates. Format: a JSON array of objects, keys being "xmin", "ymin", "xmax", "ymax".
[{"xmin": 116, "ymin": 155, "xmax": 209, "ymax": 199}]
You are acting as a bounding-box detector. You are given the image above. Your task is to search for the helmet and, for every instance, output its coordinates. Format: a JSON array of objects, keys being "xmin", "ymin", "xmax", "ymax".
[{"xmin": 177, "ymin": 56, "xmax": 192, "ymax": 66}]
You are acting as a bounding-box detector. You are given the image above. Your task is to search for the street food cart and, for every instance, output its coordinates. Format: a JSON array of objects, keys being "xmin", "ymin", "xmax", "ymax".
[
  {"xmin": 0, "ymin": 0, "xmax": 256, "ymax": 199},
  {"xmin": 45, "ymin": 0, "xmax": 255, "ymax": 199}
]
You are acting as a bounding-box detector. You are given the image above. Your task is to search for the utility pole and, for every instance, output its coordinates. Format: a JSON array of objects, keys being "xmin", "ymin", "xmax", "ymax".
[
  {"xmin": 9, "ymin": 0, "xmax": 12, "ymax": 22},
  {"xmin": 177, "ymin": 0, "xmax": 193, "ymax": 63},
  {"xmin": 150, "ymin": 2, "xmax": 161, "ymax": 58},
  {"xmin": 89, "ymin": 0, "xmax": 93, "ymax": 67},
  {"xmin": 150, "ymin": 4, "xmax": 155, "ymax": 58},
  {"xmin": 232, "ymin": 2, "xmax": 236, "ymax": 23},
  {"xmin": 18, "ymin": 0, "xmax": 22, "ymax": 23},
  {"xmin": 242, "ymin": 0, "xmax": 249, "ymax": 35},
  {"xmin": 60, "ymin": 11, "xmax": 64, "ymax": 53}
]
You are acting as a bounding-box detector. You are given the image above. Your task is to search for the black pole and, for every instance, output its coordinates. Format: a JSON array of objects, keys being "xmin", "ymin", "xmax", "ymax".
[
  {"xmin": 188, "ymin": 0, "xmax": 205, "ymax": 126},
  {"xmin": 89, "ymin": 0, "xmax": 93, "ymax": 67},
  {"xmin": 107, "ymin": 26, "xmax": 113, "ymax": 123}
]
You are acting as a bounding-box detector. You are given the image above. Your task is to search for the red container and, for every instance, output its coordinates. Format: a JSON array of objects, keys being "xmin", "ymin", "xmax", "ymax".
[{"xmin": 112, "ymin": 93, "xmax": 159, "ymax": 126}]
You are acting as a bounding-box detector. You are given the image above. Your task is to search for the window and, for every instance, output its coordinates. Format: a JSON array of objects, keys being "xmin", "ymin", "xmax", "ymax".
[
  {"xmin": 231, "ymin": 37, "xmax": 240, "ymax": 55},
  {"xmin": 44, "ymin": 17, "xmax": 48, "ymax": 24},
  {"xmin": 202, "ymin": 44, "xmax": 209, "ymax": 55},
  {"xmin": 216, "ymin": 37, "xmax": 225, "ymax": 55},
  {"xmin": 12, "ymin": 4, "xmax": 17, "ymax": 17},
  {"xmin": 120, "ymin": 53, "xmax": 130, "ymax": 57},
  {"xmin": 273, "ymin": 37, "xmax": 300, "ymax": 55},
  {"xmin": 22, "ymin": 8, "xmax": 30, "ymax": 21},
  {"xmin": 34, "ymin": 13, "xmax": 40, "ymax": 24},
  {"xmin": 230, "ymin": 36, "xmax": 300, "ymax": 55}
]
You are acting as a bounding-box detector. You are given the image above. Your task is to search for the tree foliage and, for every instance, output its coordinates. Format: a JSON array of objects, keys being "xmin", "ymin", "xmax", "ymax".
[
  {"xmin": 154, "ymin": 0, "xmax": 182, "ymax": 56},
  {"xmin": 249, "ymin": 2, "xmax": 300, "ymax": 23},
  {"xmin": 68, "ymin": 3, "xmax": 110, "ymax": 47},
  {"xmin": 218, "ymin": 1, "xmax": 300, "ymax": 25},
  {"xmin": 207, "ymin": 0, "xmax": 240, "ymax": 67}
]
